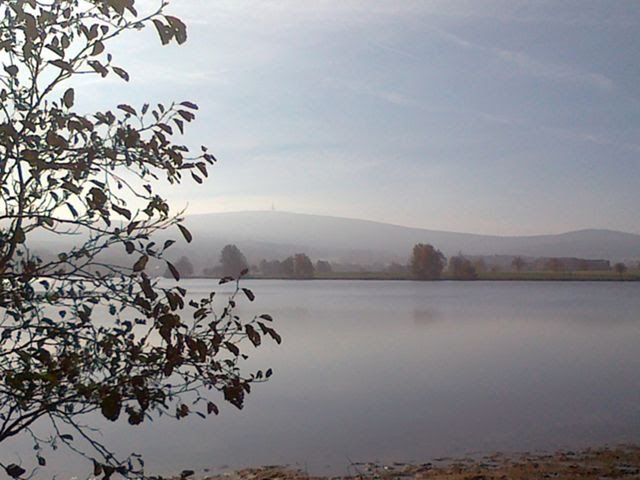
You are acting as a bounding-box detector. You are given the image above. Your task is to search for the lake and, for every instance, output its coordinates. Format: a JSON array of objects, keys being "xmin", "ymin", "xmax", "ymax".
[{"xmin": 13, "ymin": 280, "xmax": 640, "ymax": 477}]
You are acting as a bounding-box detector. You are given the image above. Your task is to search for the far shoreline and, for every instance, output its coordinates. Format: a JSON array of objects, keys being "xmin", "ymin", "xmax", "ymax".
[
  {"xmin": 166, "ymin": 444, "xmax": 640, "ymax": 480},
  {"xmin": 172, "ymin": 272, "xmax": 640, "ymax": 282}
]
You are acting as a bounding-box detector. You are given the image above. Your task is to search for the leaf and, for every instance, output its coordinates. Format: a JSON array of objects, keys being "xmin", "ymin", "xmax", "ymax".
[
  {"xmin": 225, "ymin": 341, "xmax": 239, "ymax": 356},
  {"xmin": 245, "ymin": 324, "xmax": 261, "ymax": 347},
  {"xmin": 157, "ymin": 123, "xmax": 173, "ymax": 134},
  {"xmin": 266, "ymin": 368, "xmax": 273, "ymax": 378},
  {"xmin": 166, "ymin": 15, "xmax": 187, "ymax": 44},
  {"xmin": 100, "ymin": 392, "xmax": 122, "ymax": 421},
  {"xmin": 177, "ymin": 109, "xmax": 195, "ymax": 121},
  {"xmin": 60, "ymin": 433, "xmax": 74, "ymax": 441},
  {"xmin": 268, "ymin": 330, "xmax": 282, "ymax": 345},
  {"xmin": 180, "ymin": 101, "xmax": 199, "ymax": 110},
  {"xmin": 112, "ymin": 205, "xmax": 132, "ymax": 220},
  {"xmin": 88, "ymin": 60, "xmax": 108, "ymax": 77},
  {"xmin": 166, "ymin": 261, "xmax": 180, "ymax": 281},
  {"xmin": 5, "ymin": 464, "xmax": 25, "ymax": 479},
  {"xmin": 207, "ymin": 401, "xmax": 219, "ymax": 415},
  {"xmin": 177, "ymin": 224, "xmax": 192, "ymax": 243},
  {"xmin": 117, "ymin": 104, "xmax": 136, "ymax": 116},
  {"xmin": 259, "ymin": 314, "xmax": 273, "ymax": 322},
  {"xmin": 4, "ymin": 65, "xmax": 18, "ymax": 76},
  {"xmin": 173, "ymin": 118, "xmax": 184, "ymax": 134},
  {"xmin": 37, "ymin": 455, "xmax": 46, "ymax": 466},
  {"xmin": 46, "ymin": 130, "xmax": 68, "ymax": 148},
  {"xmin": 152, "ymin": 19, "xmax": 171, "ymax": 45},
  {"xmin": 50, "ymin": 59, "xmax": 73, "ymax": 72},
  {"xmin": 102, "ymin": 465, "xmax": 115, "ymax": 479},
  {"xmin": 124, "ymin": 241, "xmax": 135, "ymax": 254},
  {"xmin": 112, "ymin": 66, "xmax": 129, "ymax": 82},
  {"xmin": 133, "ymin": 255, "xmax": 148, "ymax": 272},
  {"xmin": 242, "ymin": 288, "xmax": 255, "ymax": 302},
  {"xmin": 91, "ymin": 40, "xmax": 105, "ymax": 56},
  {"xmin": 66, "ymin": 203, "xmax": 78, "ymax": 218},
  {"xmin": 62, "ymin": 88, "xmax": 74, "ymax": 108},
  {"xmin": 195, "ymin": 162, "xmax": 208, "ymax": 177}
]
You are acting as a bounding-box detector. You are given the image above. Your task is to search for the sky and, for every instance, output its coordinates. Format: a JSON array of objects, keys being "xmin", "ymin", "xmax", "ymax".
[{"xmin": 78, "ymin": 0, "xmax": 640, "ymax": 236}]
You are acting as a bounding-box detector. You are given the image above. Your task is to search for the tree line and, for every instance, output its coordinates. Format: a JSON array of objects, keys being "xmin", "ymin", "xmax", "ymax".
[
  {"xmin": 164, "ymin": 244, "xmax": 328, "ymax": 280},
  {"xmin": 166, "ymin": 243, "xmax": 634, "ymax": 281}
]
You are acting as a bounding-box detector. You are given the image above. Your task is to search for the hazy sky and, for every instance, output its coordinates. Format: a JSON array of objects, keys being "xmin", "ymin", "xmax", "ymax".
[{"xmin": 80, "ymin": 1, "xmax": 640, "ymax": 235}]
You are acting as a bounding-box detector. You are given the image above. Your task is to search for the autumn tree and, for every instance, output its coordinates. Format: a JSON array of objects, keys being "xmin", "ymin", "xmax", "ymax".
[
  {"xmin": 315, "ymin": 260, "xmax": 332, "ymax": 274},
  {"xmin": 293, "ymin": 253, "xmax": 314, "ymax": 279},
  {"xmin": 545, "ymin": 258, "xmax": 564, "ymax": 272},
  {"xmin": 220, "ymin": 244, "xmax": 248, "ymax": 278},
  {"xmin": 410, "ymin": 244, "xmax": 446, "ymax": 280},
  {"xmin": 448, "ymin": 255, "xmax": 478, "ymax": 280},
  {"xmin": 511, "ymin": 256, "xmax": 526, "ymax": 272},
  {"xmin": 0, "ymin": 1, "xmax": 279, "ymax": 478},
  {"xmin": 281, "ymin": 256, "xmax": 294, "ymax": 276},
  {"xmin": 614, "ymin": 262, "xmax": 627, "ymax": 277}
]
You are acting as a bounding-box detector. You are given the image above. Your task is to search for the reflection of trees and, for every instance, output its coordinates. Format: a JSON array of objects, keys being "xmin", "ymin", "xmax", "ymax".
[{"xmin": 412, "ymin": 309, "xmax": 440, "ymax": 327}]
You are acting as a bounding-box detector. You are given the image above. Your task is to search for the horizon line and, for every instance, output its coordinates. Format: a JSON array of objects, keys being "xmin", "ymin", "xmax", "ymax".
[{"xmin": 183, "ymin": 209, "xmax": 640, "ymax": 239}]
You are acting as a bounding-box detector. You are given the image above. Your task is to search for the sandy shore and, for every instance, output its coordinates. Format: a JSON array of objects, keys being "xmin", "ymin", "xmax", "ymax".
[{"xmin": 186, "ymin": 445, "xmax": 640, "ymax": 480}]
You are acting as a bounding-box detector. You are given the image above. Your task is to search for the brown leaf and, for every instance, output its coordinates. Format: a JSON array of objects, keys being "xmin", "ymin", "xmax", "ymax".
[
  {"xmin": 50, "ymin": 59, "xmax": 73, "ymax": 72},
  {"xmin": 112, "ymin": 66, "xmax": 129, "ymax": 81},
  {"xmin": 178, "ymin": 224, "xmax": 192, "ymax": 243},
  {"xmin": 152, "ymin": 19, "xmax": 171, "ymax": 45},
  {"xmin": 117, "ymin": 104, "xmax": 136, "ymax": 116},
  {"xmin": 91, "ymin": 41, "xmax": 105, "ymax": 56},
  {"xmin": 63, "ymin": 88, "xmax": 74, "ymax": 108},
  {"xmin": 133, "ymin": 255, "xmax": 148, "ymax": 272}
]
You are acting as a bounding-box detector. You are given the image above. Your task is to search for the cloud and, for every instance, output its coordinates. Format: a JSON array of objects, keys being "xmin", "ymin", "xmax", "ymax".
[
  {"xmin": 436, "ymin": 29, "xmax": 614, "ymax": 91},
  {"xmin": 324, "ymin": 78, "xmax": 416, "ymax": 108},
  {"xmin": 495, "ymin": 49, "xmax": 614, "ymax": 91}
]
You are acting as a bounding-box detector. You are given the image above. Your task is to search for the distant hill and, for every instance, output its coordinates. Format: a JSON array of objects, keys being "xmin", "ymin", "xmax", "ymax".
[
  {"xmin": 172, "ymin": 211, "xmax": 640, "ymax": 266},
  {"xmin": 29, "ymin": 211, "xmax": 640, "ymax": 271}
]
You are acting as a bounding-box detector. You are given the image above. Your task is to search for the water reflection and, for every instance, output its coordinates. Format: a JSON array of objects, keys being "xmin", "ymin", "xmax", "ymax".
[
  {"xmin": 412, "ymin": 308, "xmax": 440, "ymax": 326},
  {"xmin": 7, "ymin": 280, "xmax": 640, "ymax": 478}
]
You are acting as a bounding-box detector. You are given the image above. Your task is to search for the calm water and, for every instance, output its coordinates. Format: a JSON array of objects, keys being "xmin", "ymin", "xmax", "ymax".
[{"xmin": 12, "ymin": 280, "xmax": 640, "ymax": 477}]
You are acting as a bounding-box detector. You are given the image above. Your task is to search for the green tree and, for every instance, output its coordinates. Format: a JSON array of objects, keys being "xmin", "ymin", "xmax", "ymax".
[
  {"xmin": 220, "ymin": 244, "xmax": 248, "ymax": 278},
  {"xmin": 410, "ymin": 244, "xmax": 446, "ymax": 280},
  {"xmin": 0, "ymin": 1, "xmax": 279, "ymax": 477}
]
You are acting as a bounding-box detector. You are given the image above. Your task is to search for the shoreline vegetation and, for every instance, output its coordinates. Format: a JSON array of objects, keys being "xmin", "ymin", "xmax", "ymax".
[
  {"xmin": 172, "ymin": 444, "xmax": 640, "ymax": 480},
  {"xmin": 166, "ymin": 243, "xmax": 640, "ymax": 282},
  {"xmin": 190, "ymin": 271, "xmax": 640, "ymax": 282}
]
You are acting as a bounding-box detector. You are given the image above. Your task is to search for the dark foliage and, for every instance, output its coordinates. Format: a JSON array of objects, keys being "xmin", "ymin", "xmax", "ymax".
[
  {"xmin": 448, "ymin": 255, "xmax": 478, "ymax": 280},
  {"xmin": 0, "ymin": 1, "xmax": 278, "ymax": 477},
  {"xmin": 220, "ymin": 244, "xmax": 248, "ymax": 278},
  {"xmin": 410, "ymin": 244, "xmax": 446, "ymax": 280}
]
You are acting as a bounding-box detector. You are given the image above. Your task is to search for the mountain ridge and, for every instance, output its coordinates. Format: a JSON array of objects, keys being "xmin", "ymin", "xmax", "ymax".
[
  {"xmin": 178, "ymin": 211, "xmax": 640, "ymax": 264},
  {"xmin": 187, "ymin": 210, "xmax": 639, "ymax": 239}
]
